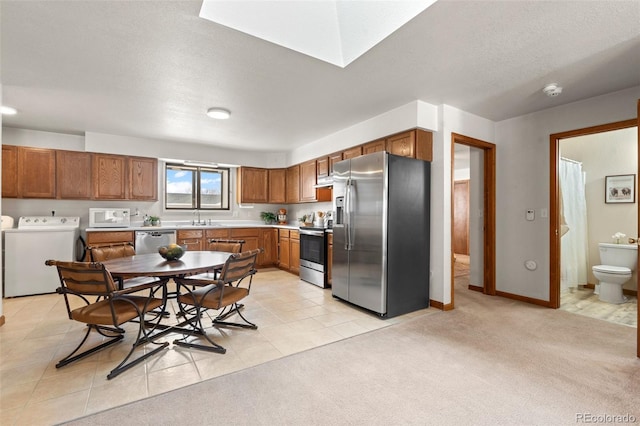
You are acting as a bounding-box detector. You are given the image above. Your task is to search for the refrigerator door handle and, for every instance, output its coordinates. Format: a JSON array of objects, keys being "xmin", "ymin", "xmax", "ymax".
[{"xmin": 345, "ymin": 177, "xmax": 351, "ymax": 250}]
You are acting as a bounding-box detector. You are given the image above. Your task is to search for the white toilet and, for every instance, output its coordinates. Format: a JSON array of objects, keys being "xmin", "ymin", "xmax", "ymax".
[{"xmin": 592, "ymin": 243, "xmax": 637, "ymax": 304}]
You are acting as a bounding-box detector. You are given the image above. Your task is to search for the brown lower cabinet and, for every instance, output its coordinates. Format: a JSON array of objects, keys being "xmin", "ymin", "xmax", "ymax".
[
  {"xmin": 177, "ymin": 229, "xmax": 204, "ymax": 251},
  {"xmin": 86, "ymin": 231, "xmax": 135, "ymax": 246},
  {"xmin": 289, "ymin": 230, "xmax": 300, "ymax": 274},
  {"xmin": 277, "ymin": 229, "xmax": 300, "ymax": 274},
  {"xmin": 89, "ymin": 226, "xmax": 282, "ymax": 270},
  {"xmin": 180, "ymin": 227, "xmax": 278, "ymax": 268}
]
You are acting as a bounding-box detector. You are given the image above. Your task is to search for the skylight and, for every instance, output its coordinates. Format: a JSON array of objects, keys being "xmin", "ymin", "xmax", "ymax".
[{"xmin": 199, "ymin": 0, "xmax": 437, "ymax": 68}]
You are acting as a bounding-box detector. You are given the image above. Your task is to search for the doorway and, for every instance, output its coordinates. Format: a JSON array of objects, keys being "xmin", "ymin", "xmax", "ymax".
[
  {"xmin": 549, "ymin": 118, "xmax": 638, "ymax": 357},
  {"xmin": 451, "ymin": 133, "xmax": 496, "ymax": 308}
]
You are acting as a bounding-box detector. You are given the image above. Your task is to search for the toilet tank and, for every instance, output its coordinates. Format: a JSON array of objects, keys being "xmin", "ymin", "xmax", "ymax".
[{"xmin": 598, "ymin": 243, "xmax": 638, "ymax": 270}]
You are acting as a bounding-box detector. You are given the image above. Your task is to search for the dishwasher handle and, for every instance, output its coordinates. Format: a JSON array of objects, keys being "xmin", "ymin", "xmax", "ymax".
[{"xmin": 135, "ymin": 230, "xmax": 176, "ymax": 237}]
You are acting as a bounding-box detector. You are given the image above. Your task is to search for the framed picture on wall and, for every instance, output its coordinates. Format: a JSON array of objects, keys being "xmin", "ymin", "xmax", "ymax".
[{"xmin": 605, "ymin": 174, "xmax": 635, "ymax": 203}]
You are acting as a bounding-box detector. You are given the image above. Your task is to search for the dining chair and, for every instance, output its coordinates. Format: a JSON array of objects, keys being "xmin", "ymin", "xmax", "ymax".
[
  {"xmin": 85, "ymin": 242, "xmax": 136, "ymax": 262},
  {"xmin": 207, "ymin": 238, "xmax": 245, "ymax": 253},
  {"xmin": 183, "ymin": 238, "xmax": 246, "ymax": 282},
  {"xmin": 46, "ymin": 260, "xmax": 169, "ymax": 380},
  {"xmin": 172, "ymin": 248, "xmax": 262, "ymax": 353},
  {"xmin": 86, "ymin": 242, "xmax": 160, "ymax": 290}
]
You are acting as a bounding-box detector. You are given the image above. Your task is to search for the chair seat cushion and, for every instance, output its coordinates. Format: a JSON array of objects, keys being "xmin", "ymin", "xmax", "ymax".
[
  {"xmin": 71, "ymin": 296, "xmax": 163, "ymax": 326},
  {"xmin": 178, "ymin": 284, "xmax": 249, "ymax": 310}
]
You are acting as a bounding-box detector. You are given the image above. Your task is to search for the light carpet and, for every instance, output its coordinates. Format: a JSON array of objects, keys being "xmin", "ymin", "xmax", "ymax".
[{"xmin": 66, "ymin": 286, "xmax": 639, "ymax": 426}]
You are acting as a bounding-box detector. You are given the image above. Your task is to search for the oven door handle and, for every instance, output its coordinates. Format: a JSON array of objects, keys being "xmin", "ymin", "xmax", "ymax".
[{"xmin": 299, "ymin": 229, "xmax": 325, "ymax": 237}]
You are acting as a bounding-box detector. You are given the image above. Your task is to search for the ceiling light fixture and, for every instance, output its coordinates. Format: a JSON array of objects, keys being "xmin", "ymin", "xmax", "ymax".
[
  {"xmin": 206, "ymin": 108, "xmax": 231, "ymax": 119},
  {"xmin": 542, "ymin": 83, "xmax": 563, "ymax": 97},
  {"xmin": 1, "ymin": 106, "xmax": 18, "ymax": 115}
]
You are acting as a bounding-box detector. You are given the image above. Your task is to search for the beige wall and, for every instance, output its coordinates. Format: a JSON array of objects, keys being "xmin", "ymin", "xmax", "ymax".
[{"xmin": 560, "ymin": 127, "xmax": 638, "ymax": 290}]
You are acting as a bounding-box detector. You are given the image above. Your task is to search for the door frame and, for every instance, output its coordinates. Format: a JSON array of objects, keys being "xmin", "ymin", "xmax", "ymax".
[
  {"xmin": 450, "ymin": 133, "xmax": 496, "ymax": 308},
  {"xmin": 549, "ymin": 118, "xmax": 637, "ymax": 310},
  {"xmin": 550, "ymin": 111, "xmax": 639, "ymax": 359}
]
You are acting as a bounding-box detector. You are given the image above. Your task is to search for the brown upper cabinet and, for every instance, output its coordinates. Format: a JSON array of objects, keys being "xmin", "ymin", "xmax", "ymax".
[
  {"xmin": 57, "ymin": 150, "xmax": 92, "ymax": 199},
  {"xmin": 317, "ymin": 152, "xmax": 342, "ymax": 182},
  {"xmin": 386, "ymin": 129, "xmax": 432, "ymax": 161},
  {"xmin": 3, "ymin": 144, "xmax": 157, "ymax": 200},
  {"xmin": 363, "ymin": 138, "xmax": 386, "ymax": 155},
  {"xmin": 285, "ymin": 165, "xmax": 300, "ymax": 203},
  {"xmin": 317, "ymin": 156, "xmax": 329, "ymax": 180},
  {"xmin": 343, "ymin": 129, "xmax": 432, "ymax": 163},
  {"xmin": 329, "ymin": 152, "xmax": 343, "ymax": 176},
  {"xmin": 92, "ymin": 153, "xmax": 157, "ymax": 201},
  {"xmin": 268, "ymin": 168, "xmax": 286, "ymax": 204},
  {"xmin": 2, "ymin": 145, "xmax": 19, "ymax": 198},
  {"xmin": 342, "ymin": 146, "xmax": 362, "ymax": 160},
  {"xmin": 237, "ymin": 167, "xmax": 269, "ymax": 204},
  {"xmin": 129, "ymin": 156, "xmax": 157, "ymax": 200},
  {"xmin": 18, "ymin": 147, "xmax": 56, "ymax": 198},
  {"xmin": 93, "ymin": 153, "xmax": 128, "ymax": 200},
  {"xmin": 414, "ymin": 129, "xmax": 433, "ymax": 162},
  {"xmin": 387, "ymin": 131, "xmax": 415, "ymax": 158},
  {"xmin": 299, "ymin": 160, "xmax": 317, "ymax": 202}
]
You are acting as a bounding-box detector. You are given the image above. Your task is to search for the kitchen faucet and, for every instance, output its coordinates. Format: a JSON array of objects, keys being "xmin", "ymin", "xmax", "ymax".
[{"xmin": 192, "ymin": 210, "xmax": 201, "ymax": 226}]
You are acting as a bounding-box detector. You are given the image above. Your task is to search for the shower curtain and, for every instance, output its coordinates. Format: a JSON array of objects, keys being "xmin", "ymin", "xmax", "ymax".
[{"xmin": 560, "ymin": 158, "xmax": 589, "ymax": 291}]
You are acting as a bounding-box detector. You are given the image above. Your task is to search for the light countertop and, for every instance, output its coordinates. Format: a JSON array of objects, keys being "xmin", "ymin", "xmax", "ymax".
[{"xmin": 85, "ymin": 221, "xmax": 302, "ymax": 232}]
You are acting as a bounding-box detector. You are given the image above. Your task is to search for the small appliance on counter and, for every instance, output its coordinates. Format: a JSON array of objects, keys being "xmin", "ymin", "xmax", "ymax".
[
  {"xmin": 1, "ymin": 216, "xmax": 15, "ymax": 230},
  {"xmin": 313, "ymin": 211, "xmax": 325, "ymax": 228},
  {"xmin": 277, "ymin": 208, "xmax": 287, "ymax": 225},
  {"xmin": 89, "ymin": 208, "xmax": 131, "ymax": 228},
  {"xmin": 325, "ymin": 211, "xmax": 333, "ymax": 229}
]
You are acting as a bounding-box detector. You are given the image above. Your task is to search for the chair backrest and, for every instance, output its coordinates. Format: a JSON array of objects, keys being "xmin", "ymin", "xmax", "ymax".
[
  {"xmin": 208, "ymin": 239, "xmax": 245, "ymax": 254},
  {"xmin": 218, "ymin": 248, "xmax": 261, "ymax": 284},
  {"xmin": 86, "ymin": 242, "xmax": 136, "ymax": 262},
  {"xmin": 46, "ymin": 260, "xmax": 118, "ymax": 296}
]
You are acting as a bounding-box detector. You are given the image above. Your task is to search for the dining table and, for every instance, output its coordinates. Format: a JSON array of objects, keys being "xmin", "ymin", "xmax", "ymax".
[
  {"xmin": 100, "ymin": 250, "xmax": 234, "ymax": 340},
  {"xmin": 100, "ymin": 251, "xmax": 232, "ymax": 280}
]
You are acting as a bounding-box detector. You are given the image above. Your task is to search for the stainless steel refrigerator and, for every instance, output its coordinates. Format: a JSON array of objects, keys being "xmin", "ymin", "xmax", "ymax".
[{"xmin": 332, "ymin": 151, "xmax": 430, "ymax": 317}]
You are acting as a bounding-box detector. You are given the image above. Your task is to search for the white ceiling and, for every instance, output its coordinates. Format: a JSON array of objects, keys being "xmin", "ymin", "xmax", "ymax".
[{"xmin": 1, "ymin": 0, "xmax": 639, "ymax": 152}]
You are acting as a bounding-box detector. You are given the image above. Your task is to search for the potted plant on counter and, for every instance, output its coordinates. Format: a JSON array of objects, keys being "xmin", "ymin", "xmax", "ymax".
[
  {"xmin": 148, "ymin": 215, "xmax": 160, "ymax": 226},
  {"xmin": 260, "ymin": 211, "xmax": 277, "ymax": 224}
]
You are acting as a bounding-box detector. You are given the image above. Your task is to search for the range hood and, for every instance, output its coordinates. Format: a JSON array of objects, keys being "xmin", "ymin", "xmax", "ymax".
[{"xmin": 314, "ymin": 176, "xmax": 333, "ymax": 188}]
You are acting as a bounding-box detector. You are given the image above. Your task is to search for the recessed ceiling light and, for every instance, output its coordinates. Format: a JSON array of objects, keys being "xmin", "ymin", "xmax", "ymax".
[
  {"xmin": 206, "ymin": 108, "xmax": 231, "ymax": 119},
  {"xmin": 1, "ymin": 106, "xmax": 18, "ymax": 115}
]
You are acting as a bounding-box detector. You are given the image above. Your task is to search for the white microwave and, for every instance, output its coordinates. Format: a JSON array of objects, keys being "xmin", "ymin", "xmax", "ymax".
[{"xmin": 89, "ymin": 208, "xmax": 131, "ymax": 228}]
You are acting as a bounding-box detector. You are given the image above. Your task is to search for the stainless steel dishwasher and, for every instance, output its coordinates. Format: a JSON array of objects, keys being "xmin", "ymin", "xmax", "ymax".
[{"xmin": 135, "ymin": 230, "xmax": 177, "ymax": 254}]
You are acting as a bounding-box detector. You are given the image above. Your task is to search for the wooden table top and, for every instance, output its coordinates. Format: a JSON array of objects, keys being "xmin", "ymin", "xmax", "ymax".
[{"xmin": 100, "ymin": 251, "xmax": 231, "ymax": 279}]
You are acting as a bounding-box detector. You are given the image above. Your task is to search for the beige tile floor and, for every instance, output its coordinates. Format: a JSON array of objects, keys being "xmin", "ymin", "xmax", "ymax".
[
  {"xmin": 560, "ymin": 286, "xmax": 637, "ymax": 327},
  {"xmin": 0, "ymin": 268, "xmax": 428, "ymax": 425}
]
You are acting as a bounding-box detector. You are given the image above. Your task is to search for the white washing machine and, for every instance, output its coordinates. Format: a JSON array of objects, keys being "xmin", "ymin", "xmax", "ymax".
[{"xmin": 3, "ymin": 216, "xmax": 80, "ymax": 297}]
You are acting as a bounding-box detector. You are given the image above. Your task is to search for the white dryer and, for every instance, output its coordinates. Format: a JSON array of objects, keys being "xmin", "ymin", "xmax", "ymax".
[{"xmin": 4, "ymin": 216, "xmax": 80, "ymax": 297}]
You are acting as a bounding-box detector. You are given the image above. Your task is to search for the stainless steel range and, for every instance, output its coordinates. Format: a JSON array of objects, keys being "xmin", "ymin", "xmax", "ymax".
[{"xmin": 299, "ymin": 227, "xmax": 328, "ymax": 288}]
